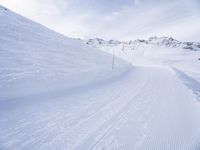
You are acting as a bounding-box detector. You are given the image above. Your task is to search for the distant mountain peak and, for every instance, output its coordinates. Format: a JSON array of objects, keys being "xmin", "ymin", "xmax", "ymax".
[{"xmin": 76, "ymin": 36, "xmax": 200, "ymax": 51}]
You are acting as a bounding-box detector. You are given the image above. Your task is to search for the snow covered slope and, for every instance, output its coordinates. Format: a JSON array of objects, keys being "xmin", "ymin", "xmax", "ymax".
[
  {"xmin": 1, "ymin": 5, "xmax": 200, "ymax": 150},
  {"xmin": 1, "ymin": 65, "xmax": 200, "ymax": 150},
  {"xmin": 0, "ymin": 5, "xmax": 129, "ymax": 100},
  {"xmin": 78, "ymin": 37, "xmax": 200, "ymax": 82}
]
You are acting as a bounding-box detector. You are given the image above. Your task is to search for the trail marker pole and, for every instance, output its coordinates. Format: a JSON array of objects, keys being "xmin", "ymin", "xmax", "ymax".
[
  {"xmin": 122, "ymin": 43, "xmax": 125, "ymax": 51},
  {"xmin": 112, "ymin": 49, "xmax": 115, "ymax": 70}
]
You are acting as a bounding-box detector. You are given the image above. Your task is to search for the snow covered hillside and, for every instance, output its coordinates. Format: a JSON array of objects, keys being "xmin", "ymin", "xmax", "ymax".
[
  {"xmin": 1, "ymin": 5, "xmax": 200, "ymax": 150},
  {"xmin": 77, "ymin": 37, "xmax": 200, "ymax": 82},
  {"xmin": 0, "ymin": 5, "xmax": 129, "ymax": 100}
]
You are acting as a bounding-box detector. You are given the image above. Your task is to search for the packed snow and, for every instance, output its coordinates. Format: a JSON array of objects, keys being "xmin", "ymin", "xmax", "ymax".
[{"xmin": 1, "ymin": 5, "xmax": 200, "ymax": 150}]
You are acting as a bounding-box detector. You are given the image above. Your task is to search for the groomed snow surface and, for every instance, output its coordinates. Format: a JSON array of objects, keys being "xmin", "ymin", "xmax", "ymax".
[{"xmin": 1, "ymin": 5, "xmax": 200, "ymax": 150}]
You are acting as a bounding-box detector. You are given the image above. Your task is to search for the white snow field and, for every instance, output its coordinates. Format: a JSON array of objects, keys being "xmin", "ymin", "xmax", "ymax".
[
  {"xmin": 1, "ymin": 5, "xmax": 200, "ymax": 150},
  {"xmin": 0, "ymin": 5, "xmax": 129, "ymax": 101}
]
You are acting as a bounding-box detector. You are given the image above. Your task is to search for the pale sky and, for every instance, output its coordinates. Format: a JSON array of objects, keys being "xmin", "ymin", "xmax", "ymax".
[{"xmin": 0, "ymin": 0, "xmax": 200, "ymax": 41}]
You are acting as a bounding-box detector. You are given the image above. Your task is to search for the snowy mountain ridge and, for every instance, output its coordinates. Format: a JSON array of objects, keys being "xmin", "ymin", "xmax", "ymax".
[{"xmin": 76, "ymin": 36, "xmax": 200, "ymax": 51}]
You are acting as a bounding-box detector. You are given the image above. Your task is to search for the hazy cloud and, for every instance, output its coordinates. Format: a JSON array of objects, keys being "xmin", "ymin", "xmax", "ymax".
[{"xmin": 0, "ymin": 0, "xmax": 200, "ymax": 41}]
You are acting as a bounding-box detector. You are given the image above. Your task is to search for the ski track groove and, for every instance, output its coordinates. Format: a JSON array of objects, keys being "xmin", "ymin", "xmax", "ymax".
[
  {"xmin": 1, "ymin": 66, "xmax": 200, "ymax": 150},
  {"xmin": 88, "ymin": 79, "xmax": 149, "ymax": 150}
]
